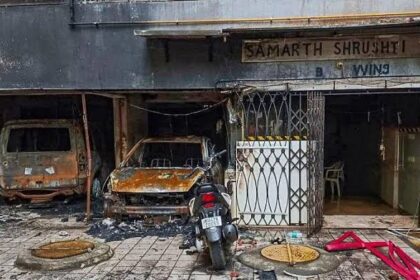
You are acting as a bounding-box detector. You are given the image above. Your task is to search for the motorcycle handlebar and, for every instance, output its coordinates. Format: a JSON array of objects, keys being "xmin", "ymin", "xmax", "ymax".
[
  {"xmin": 185, "ymin": 149, "xmax": 227, "ymax": 178},
  {"xmin": 212, "ymin": 149, "xmax": 227, "ymax": 159}
]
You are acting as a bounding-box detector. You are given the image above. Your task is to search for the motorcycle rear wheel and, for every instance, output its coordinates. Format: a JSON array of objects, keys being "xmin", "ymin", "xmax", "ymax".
[{"xmin": 208, "ymin": 240, "xmax": 226, "ymax": 270}]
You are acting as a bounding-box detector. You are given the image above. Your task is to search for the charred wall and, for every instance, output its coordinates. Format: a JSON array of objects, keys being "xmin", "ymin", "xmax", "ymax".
[{"xmin": 0, "ymin": 1, "xmax": 420, "ymax": 90}]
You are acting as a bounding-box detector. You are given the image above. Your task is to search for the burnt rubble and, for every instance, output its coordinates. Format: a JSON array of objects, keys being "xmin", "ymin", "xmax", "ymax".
[
  {"xmin": 86, "ymin": 217, "xmax": 195, "ymax": 243},
  {"xmin": 0, "ymin": 205, "xmax": 40, "ymax": 225}
]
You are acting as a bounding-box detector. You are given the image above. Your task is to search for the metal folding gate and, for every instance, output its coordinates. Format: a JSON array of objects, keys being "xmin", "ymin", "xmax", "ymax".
[{"xmin": 234, "ymin": 90, "xmax": 325, "ymax": 235}]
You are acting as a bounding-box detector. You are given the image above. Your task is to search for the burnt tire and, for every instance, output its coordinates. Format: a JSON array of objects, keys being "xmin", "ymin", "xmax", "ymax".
[
  {"xmin": 103, "ymin": 199, "xmax": 122, "ymax": 222},
  {"xmin": 103, "ymin": 199, "xmax": 113, "ymax": 218},
  {"xmin": 208, "ymin": 241, "xmax": 226, "ymax": 270},
  {"xmin": 92, "ymin": 177, "xmax": 102, "ymax": 198},
  {"xmin": 1, "ymin": 197, "xmax": 14, "ymax": 205}
]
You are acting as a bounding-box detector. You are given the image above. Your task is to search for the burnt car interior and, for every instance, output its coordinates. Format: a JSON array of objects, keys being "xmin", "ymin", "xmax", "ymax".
[
  {"xmin": 140, "ymin": 142, "xmax": 203, "ymax": 168},
  {"xmin": 7, "ymin": 127, "xmax": 71, "ymax": 153},
  {"xmin": 147, "ymin": 102, "xmax": 228, "ymax": 166}
]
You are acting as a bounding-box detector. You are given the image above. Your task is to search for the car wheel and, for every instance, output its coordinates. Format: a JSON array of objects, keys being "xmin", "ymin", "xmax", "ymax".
[{"xmin": 92, "ymin": 177, "xmax": 102, "ymax": 198}]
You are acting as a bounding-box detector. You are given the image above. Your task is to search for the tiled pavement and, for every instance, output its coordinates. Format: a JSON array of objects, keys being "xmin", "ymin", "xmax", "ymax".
[{"xmin": 0, "ymin": 222, "xmax": 418, "ymax": 280}]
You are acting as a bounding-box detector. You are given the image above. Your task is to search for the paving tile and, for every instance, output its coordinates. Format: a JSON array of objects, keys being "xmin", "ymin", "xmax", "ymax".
[
  {"xmin": 191, "ymin": 269, "xmax": 209, "ymax": 276},
  {"xmin": 16, "ymin": 272, "xmax": 45, "ymax": 280},
  {"xmin": 1, "ymin": 219, "xmax": 419, "ymax": 280},
  {"xmin": 53, "ymin": 273, "xmax": 88, "ymax": 280},
  {"xmin": 71, "ymin": 265, "xmax": 94, "ymax": 274},
  {"xmin": 336, "ymin": 260, "xmax": 363, "ymax": 278},
  {"xmin": 141, "ymin": 254, "xmax": 161, "ymax": 261},
  {"xmin": 128, "ymin": 249, "xmax": 148, "ymax": 257},
  {"xmin": 152, "ymin": 269, "xmax": 174, "ymax": 277},
  {"xmin": 160, "ymin": 254, "xmax": 181, "ymax": 261},
  {"xmin": 167, "ymin": 275, "xmax": 190, "ymax": 280},
  {"xmin": 110, "ymin": 266, "xmax": 135, "ymax": 274},
  {"xmin": 165, "ymin": 249, "xmax": 183, "ymax": 255},
  {"xmin": 132, "ymin": 265, "xmax": 153, "ymax": 275},
  {"xmin": 82, "ymin": 273, "xmax": 108, "ymax": 280},
  {"xmin": 360, "ymin": 272, "xmax": 387, "ymax": 280},
  {"xmin": 38, "ymin": 273, "xmax": 70, "ymax": 280},
  {"xmin": 101, "ymin": 272, "xmax": 130, "ymax": 280},
  {"xmin": 0, "ymin": 265, "xmax": 14, "ymax": 274},
  {"xmin": 178, "ymin": 254, "xmax": 199, "ymax": 261},
  {"xmin": 136, "ymin": 259, "xmax": 160, "ymax": 267},
  {"xmin": 150, "ymin": 266, "xmax": 172, "ymax": 274},
  {"xmin": 118, "ymin": 260, "xmax": 139, "ymax": 267},
  {"xmin": 175, "ymin": 260, "xmax": 197, "ymax": 268},
  {"xmin": 318, "ymin": 271, "xmax": 341, "ymax": 280},
  {"xmin": 189, "ymin": 275, "xmax": 211, "ymax": 280},
  {"xmin": 89, "ymin": 260, "xmax": 119, "ymax": 273},
  {"xmin": 155, "ymin": 260, "xmax": 177, "ymax": 268},
  {"xmin": 123, "ymin": 274, "xmax": 149, "ymax": 280},
  {"xmin": 209, "ymin": 275, "xmax": 230, "ymax": 280},
  {"xmin": 171, "ymin": 267, "xmax": 194, "ymax": 275},
  {"xmin": 147, "ymin": 248, "xmax": 166, "ymax": 255},
  {"xmin": 147, "ymin": 273, "xmax": 171, "ymax": 280}
]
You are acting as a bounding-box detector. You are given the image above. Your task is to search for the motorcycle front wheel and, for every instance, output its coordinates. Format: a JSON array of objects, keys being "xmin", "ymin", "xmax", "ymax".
[{"xmin": 208, "ymin": 240, "xmax": 227, "ymax": 270}]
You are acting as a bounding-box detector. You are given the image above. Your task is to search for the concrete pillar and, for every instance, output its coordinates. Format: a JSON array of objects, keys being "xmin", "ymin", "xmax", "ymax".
[{"xmin": 113, "ymin": 97, "xmax": 128, "ymax": 167}]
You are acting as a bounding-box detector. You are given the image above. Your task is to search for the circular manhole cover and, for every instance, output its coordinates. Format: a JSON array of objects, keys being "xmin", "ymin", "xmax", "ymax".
[
  {"xmin": 31, "ymin": 240, "xmax": 95, "ymax": 259},
  {"xmin": 261, "ymin": 244, "xmax": 320, "ymax": 264}
]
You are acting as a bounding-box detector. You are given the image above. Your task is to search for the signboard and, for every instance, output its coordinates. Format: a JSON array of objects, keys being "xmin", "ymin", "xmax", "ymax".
[{"xmin": 242, "ymin": 35, "xmax": 420, "ymax": 63}]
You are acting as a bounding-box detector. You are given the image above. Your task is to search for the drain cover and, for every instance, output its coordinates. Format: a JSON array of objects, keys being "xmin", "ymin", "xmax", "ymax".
[
  {"xmin": 261, "ymin": 244, "xmax": 320, "ymax": 263},
  {"xmin": 32, "ymin": 240, "xmax": 95, "ymax": 259}
]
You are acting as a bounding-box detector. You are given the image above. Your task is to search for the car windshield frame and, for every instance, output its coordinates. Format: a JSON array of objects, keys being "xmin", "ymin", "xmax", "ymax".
[{"xmin": 137, "ymin": 141, "xmax": 204, "ymax": 169}]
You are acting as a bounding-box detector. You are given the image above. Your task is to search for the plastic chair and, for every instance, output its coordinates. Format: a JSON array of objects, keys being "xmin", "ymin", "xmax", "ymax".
[{"xmin": 325, "ymin": 161, "xmax": 344, "ymax": 198}]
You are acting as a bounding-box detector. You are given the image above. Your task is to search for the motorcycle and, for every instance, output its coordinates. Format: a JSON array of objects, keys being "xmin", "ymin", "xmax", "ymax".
[{"xmin": 187, "ymin": 150, "xmax": 239, "ymax": 270}]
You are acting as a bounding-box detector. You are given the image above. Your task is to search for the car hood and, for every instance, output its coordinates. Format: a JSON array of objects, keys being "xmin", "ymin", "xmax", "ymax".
[{"xmin": 109, "ymin": 167, "xmax": 204, "ymax": 193}]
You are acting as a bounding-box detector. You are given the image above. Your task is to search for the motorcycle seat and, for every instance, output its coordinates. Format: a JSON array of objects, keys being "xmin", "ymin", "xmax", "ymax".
[{"xmin": 196, "ymin": 184, "xmax": 217, "ymax": 194}]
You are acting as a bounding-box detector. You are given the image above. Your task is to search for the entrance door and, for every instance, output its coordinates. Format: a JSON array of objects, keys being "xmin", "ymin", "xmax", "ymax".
[
  {"xmin": 380, "ymin": 128, "xmax": 400, "ymax": 208},
  {"xmin": 399, "ymin": 130, "xmax": 420, "ymax": 215},
  {"xmin": 234, "ymin": 91, "xmax": 325, "ymax": 235}
]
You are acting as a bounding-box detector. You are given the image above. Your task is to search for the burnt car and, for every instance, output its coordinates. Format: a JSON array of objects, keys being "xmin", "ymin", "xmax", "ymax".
[
  {"xmin": 0, "ymin": 119, "xmax": 101, "ymax": 203},
  {"xmin": 103, "ymin": 136, "xmax": 224, "ymax": 218}
]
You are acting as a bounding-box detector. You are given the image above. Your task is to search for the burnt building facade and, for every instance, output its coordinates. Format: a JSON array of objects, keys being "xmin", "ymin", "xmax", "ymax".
[{"xmin": 1, "ymin": 0, "xmax": 420, "ymax": 232}]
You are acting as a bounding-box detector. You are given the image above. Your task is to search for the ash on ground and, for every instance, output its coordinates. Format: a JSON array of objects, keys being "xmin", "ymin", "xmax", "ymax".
[
  {"xmin": 0, "ymin": 196, "xmax": 104, "ymax": 222},
  {"xmin": 0, "ymin": 204, "xmax": 40, "ymax": 225},
  {"xmin": 86, "ymin": 217, "xmax": 195, "ymax": 243}
]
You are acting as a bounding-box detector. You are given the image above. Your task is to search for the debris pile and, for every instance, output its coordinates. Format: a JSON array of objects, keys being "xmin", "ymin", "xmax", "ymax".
[
  {"xmin": 0, "ymin": 206, "xmax": 40, "ymax": 224},
  {"xmin": 86, "ymin": 218, "xmax": 194, "ymax": 242}
]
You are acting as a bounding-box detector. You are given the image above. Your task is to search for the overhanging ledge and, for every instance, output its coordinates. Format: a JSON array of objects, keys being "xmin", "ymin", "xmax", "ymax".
[
  {"xmin": 133, "ymin": 29, "xmax": 227, "ymax": 39},
  {"xmin": 216, "ymin": 76, "xmax": 420, "ymax": 93},
  {"xmin": 132, "ymin": 20, "xmax": 420, "ymax": 40}
]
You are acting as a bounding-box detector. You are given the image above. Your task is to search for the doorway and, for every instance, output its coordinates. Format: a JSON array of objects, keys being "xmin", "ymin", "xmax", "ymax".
[{"xmin": 324, "ymin": 93, "xmax": 420, "ymax": 216}]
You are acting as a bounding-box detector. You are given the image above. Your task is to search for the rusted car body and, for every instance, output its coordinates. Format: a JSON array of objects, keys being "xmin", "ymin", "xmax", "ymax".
[
  {"xmin": 0, "ymin": 119, "xmax": 100, "ymax": 203},
  {"xmin": 104, "ymin": 136, "xmax": 223, "ymax": 217}
]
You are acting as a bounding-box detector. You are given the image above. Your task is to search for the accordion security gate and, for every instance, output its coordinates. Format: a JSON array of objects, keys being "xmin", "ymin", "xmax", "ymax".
[{"xmin": 234, "ymin": 91, "xmax": 325, "ymax": 235}]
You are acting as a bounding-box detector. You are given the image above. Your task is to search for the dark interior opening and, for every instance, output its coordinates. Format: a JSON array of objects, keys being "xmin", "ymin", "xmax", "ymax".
[
  {"xmin": 7, "ymin": 127, "xmax": 71, "ymax": 153},
  {"xmin": 147, "ymin": 102, "xmax": 228, "ymax": 166},
  {"xmin": 324, "ymin": 93, "xmax": 420, "ymax": 215},
  {"xmin": 141, "ymin": 142, "xmax": 203, "ymax": 168}
]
